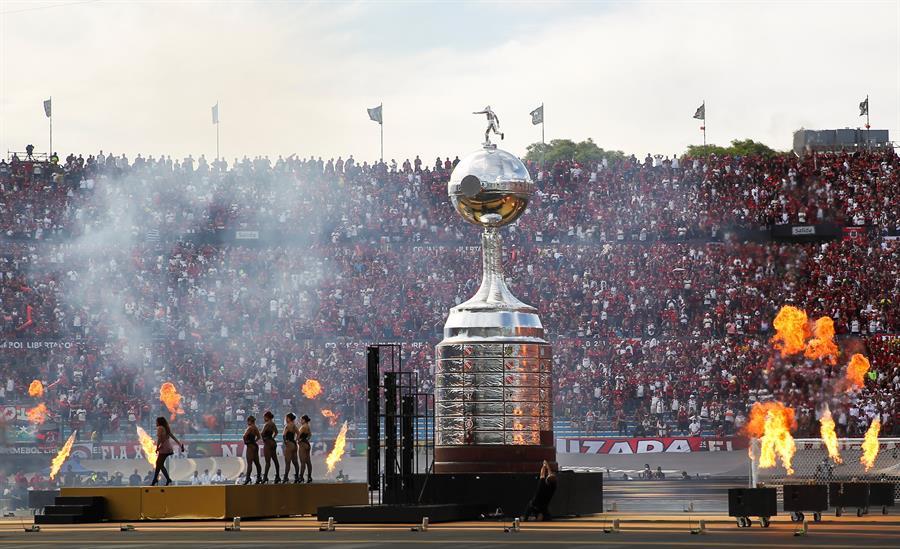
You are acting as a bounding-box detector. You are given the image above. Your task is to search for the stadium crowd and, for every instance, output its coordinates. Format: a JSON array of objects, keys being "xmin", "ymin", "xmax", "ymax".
[{"xmin": 0, "ymin": 147, "xmax": 898, "ymax": 445}]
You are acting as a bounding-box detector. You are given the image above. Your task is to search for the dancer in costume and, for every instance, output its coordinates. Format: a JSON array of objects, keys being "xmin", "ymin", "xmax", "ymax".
[
  {"xmin": 151, "ymin": 417, "xmax": 184, "ymax": 486},
  {"xmin": 282, "ymin": 413, "xmax": 301, "ymax": 483},
  {"xmin": 243, "ymin": 415, "xmax": 262, "ymax": 484},
  {"xmin": 298, "ymin": 414, "xmax": 313, "ymax": 483},
  {"xmin": 261, "ymin": 411, "xmax": 280, "ymax": 483}
]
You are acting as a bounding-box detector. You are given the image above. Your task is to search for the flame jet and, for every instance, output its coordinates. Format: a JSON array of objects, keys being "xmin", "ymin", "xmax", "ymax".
[
  {"xmin": 745, "ymin": 401, "xmax": 797, "ymax": 475},
  {"xmin": 326, "ymin": 421, "xmax": 349, "ymax": 474},
  {"xmin": 50, "ymin": 431, "xmax": 78, "ymax": 480},
  {"xmin": 819, "ymin": 406, "xmax": 842, "ymax": 464}
]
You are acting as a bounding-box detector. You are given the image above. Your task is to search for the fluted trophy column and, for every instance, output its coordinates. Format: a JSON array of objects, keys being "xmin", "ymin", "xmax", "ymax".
[{"xmin": 434, "ymin": 136, "xmax": 556, "ymax": 474}]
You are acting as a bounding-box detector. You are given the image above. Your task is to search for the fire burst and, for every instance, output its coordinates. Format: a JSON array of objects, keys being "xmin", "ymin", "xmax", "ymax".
[
  {"xmin": 49, "ymin": 431, "xmax": 78, "ymax": 480},
  {"xmin": 326, "ymin": 421, "xmax": 349, "ymax": 474},
  {"xmin": 159, "ymin": 382, "xmax": 184, "ymax": 419},
  {"xmin": 861, "ymin": 418, "xmax": 881, "ymax": 472},
  {"xmin": 819, "ymin": 406, "xmax": 842, "ymax": 464},
  {"xmin": 746, "ymin": 401, "xmax": 797, "ymax": 475},
  {"xmin": 321, "ymin": 408, "xmax": 339, "ymax": 426},
  {"xmin": 804, "ymin": 317, "xmax": 839, "ymax": 365},
  {"xmin": 845, "ymin": 354, "xmax": 871, "ymax": 389},
  {"xmin": 136, "ymin": 426, "xmax": 158, "ymax": 466},
  {"xmin": 302, "ymin": 379, "xmax": 323, "ymax": 399},
  {"xmin": 28, "ymin": 380, "xmax": 44, "ymax": 398},
  {"xmin": 770, "ymin": 305, "xmax": 809, "ymax": 358},
  {"xmin": 27, "ymin": 403, "xmax": 48, "ymax": 424}
]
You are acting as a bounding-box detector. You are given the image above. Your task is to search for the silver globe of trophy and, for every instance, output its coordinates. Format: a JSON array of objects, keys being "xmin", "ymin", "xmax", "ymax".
[{"xmin": 434, "ymin": 109, "xmax": 556, "ymax": 473}]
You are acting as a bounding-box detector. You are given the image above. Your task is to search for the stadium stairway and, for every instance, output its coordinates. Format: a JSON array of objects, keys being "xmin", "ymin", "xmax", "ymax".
[{"xmin": 35, "ymin": 495, "xmax": 105, "ymax": 524}]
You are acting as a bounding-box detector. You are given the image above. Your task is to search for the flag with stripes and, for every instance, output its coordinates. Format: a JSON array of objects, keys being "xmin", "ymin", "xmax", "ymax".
[
  {"xmin": 367, "ymin": 105, "xmax": 382, "ymax": 124},
  {"xmin": 693, "ymin": 103, "xmax": 705, "ymax": 120},
  {"xmin": 530, "ymin": 105, "xmax": 544, "ymax": 125}
]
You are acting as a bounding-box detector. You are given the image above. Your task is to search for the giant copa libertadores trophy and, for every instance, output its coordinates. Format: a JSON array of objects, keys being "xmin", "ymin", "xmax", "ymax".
[{"xmin": 434, "ymin": 109, "xmax": 556, "ymax": 473}]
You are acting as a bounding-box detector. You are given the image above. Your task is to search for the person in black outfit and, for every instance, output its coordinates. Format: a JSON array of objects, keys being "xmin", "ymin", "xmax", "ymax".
[
  {"xmin": 282, "ymin": 413, "xmax": 301, "ymax": 483},
  {"xmin": 261, "ymin": 411, "xmax": 280, "ymax": 483},
  {"xmin": 297, "ymin": 414, "xmax": 312, "ymax": 483},
  {"xmin": 523, "ymin": 460, "xmax": 557, "ymax": 521},
  {"xmin": 243, "ymin": 415, "xmax": 262, "ymax": 484}
]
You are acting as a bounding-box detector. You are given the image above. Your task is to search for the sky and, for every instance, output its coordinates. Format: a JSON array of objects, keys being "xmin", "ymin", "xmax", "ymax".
[{"xmin": 1, "ymin": 0, "xmax": 898, "ymax": 163}]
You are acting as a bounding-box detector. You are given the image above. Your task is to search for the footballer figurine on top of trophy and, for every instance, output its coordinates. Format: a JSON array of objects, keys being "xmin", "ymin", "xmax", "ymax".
[{"xmin": 433, "ymin": 108, "xmax": 556, "ymax": 473}]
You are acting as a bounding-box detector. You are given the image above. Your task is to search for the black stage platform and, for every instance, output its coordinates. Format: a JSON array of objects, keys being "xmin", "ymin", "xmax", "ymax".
[{"xmin": 318, "ymin": 470, "xmax": 603, "ymax": 522}]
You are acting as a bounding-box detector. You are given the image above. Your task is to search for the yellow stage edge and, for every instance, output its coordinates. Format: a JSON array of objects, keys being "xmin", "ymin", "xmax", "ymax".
[{"xmin": 61, "ymin": 482, "xmax": 368, "ymax": 520}]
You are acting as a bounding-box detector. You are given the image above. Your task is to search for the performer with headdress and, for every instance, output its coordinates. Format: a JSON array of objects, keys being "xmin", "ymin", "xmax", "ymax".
[
  {"xmin": 261, "ymin": 411, "xmax": 280, "ymax": 483},
  {"xmin": 242, "ymin": 415, "xmax": 262, "ymax": 484},
  {"xmin": 282, "ymin": 413, "xmax": 301, "ymax": 483},
  {"xmin": 298, "ymin": 414, "xmax": 313, "ymax": 483}
]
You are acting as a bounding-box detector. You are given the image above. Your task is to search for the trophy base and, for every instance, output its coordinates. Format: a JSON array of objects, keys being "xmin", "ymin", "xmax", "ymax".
[
  {"xmin": 434, "ymin": 339, "xmax": 555, "ymax": 474},
  {"xmin": 434, "ymin": 444, "xmax": 558, "ymax": 474}
]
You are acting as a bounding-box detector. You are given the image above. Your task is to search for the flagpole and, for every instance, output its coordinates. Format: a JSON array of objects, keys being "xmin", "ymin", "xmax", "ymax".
[
  {"xmin": 216, "ymin": 99, "xmax": 220, "ymax": 161},
  {"xmin": 49, "ymin": 96, "xmax": 53, "ymax": 157},
  {"xmin": 380, "ymin": 102, "xmax": 384, "ymax": 163},
  {"xmin": 865, "ymin": 94, "xmax": 870, "ymax": 151},
  {"xmin": 540, "ymin": 102, "xmax": 545, "ymax": 169},
  {"xmin": 702, "ymin": 99, "xmax": 706, "ymax": 148}
]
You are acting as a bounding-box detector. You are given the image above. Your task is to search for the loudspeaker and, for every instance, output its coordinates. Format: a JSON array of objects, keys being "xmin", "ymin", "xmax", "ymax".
[
  {"xmin": 401, "ymin": 395, "xmax": 414, "ymax": 478},
  {"xmin": 867, "ymin": 483, "xmax": 895, "ymax": 507},
  {"xmin": 783, "ymin": 484, "xmax": 828, "ymax": 512},
  {"xmin": 383, "ymin": 372, "xmax": 399, "ymax": 502},
  {"xmin": 829, "ymin": 482, "xmax": 869, "ymax": 508},
  {"xmin": 384, "ymin": 372, "xmax": 398, "ymax": 474},
  {"xmin": 366, "ymin": 346, "xmax": 380, "ymax": 491},
  {"xmin": 728, "ymin": 488, "xmax": 777, "ymax": 518}
]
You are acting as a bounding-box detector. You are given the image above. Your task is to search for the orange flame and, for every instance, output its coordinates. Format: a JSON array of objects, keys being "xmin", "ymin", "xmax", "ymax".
[
  {"xmin": 861, "ymin": 418, "xmax": 881, "ymax": 472},
  {"xmin": 49, "ymin": 430, "xmax": 78, "ymax": 480},
  {"xmin": 804, "ymin": 317, "xmax": 839, "ymax": 365},
  {"xmin": 302, "ymin": 379, "xmax": 323, "ymax": 399},
  {"xmin": 136, "ymin": 426, "xmax": 158, "ymax": 466},
  {"xmin": 325, "ymin": 421, "xmax": 349, "ymax": 474},
  {"xmin": 845, "ymin": 354, "xmax": 870, "ymax": 389},
  {"xmin": 159, "ymin": 382, "xmax": 184, "ymax": 419},
  {"xmin": 770, "ymin": 305, "xmax": 810, "ymax": 357},
  {"xmin": 819, "ymin": 406, "xmax": 842, "ymax": 464},
  {"xmin": 28, "ymin": 380, "xmax": 44, "ymax": 398},
  {"xmin": 321, "ymin": 408, "xmax": 339, "ymax": 426},
  {"xmin": 27, "ymin": 403, "xmax": 48, "ymax": 425},
  {"xmin": 745, "ymin": 401, "xmax": 797, "ymax": 475}
]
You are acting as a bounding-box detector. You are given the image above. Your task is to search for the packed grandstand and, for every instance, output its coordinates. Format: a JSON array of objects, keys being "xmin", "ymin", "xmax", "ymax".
[{"xmin": 1, "ymin": 147, "xmax": 898, "ymax": 464}]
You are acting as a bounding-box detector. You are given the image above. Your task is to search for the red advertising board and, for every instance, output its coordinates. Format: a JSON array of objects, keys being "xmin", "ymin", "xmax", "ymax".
[
  {"xmin": 556, "ymin": 436, "xmax": 749, "ymax": 454},
  {"xmin": 842, "ymin": 226, "xmax": 868, "ymax": 242}
]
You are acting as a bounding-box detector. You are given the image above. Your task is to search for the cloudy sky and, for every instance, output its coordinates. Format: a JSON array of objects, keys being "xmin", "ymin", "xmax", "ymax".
[{"xmin": 1, "ymin": 0, "xmax": 897, "ymax": 163}]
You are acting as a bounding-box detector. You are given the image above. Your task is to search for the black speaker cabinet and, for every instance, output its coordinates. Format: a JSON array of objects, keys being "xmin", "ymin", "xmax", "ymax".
[
  {"xmin": 783, "ymin": 484, "xmax": 828, "ymax": 512},
  {"xmin": 868, "ymin": 483, "xmax": 896, "ymax": 507},
  {"xmin": 728, "ymin": 488, "xmax": 777, "ymax": 518},
  {"xmin": 365, "ymin": 346, "xmax": 380, "ymax": 491},
  {"xmin": 829, "ymin": 482, "xmax": 869, "ymax": 509}
]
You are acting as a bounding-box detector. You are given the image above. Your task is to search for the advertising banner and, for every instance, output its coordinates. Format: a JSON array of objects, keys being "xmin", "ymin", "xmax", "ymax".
[{"xmin": 556, "ymin": 436, "xmax": 749, "ymax": 454}]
